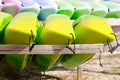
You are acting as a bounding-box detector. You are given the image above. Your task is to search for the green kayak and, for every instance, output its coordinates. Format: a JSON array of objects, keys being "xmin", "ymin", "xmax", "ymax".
[
  {"xmin": 0, "ymin": 12, "xmax": 12, "ymax": 43},
  {"xmin": 60, "ymin": 54, "xmax": 95, "ymax": 69},
  {"xmin": 55, "ymin": 1, "xmax": 74, "ymax": 18}
]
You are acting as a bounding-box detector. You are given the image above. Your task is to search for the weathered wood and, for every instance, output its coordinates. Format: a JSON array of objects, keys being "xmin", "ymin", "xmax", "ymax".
[
  {"xmin": 0, "ymin": 44, "xmax": 103, "ymax": 54},
  {"xmin": 77, "ymin": 66, "xmax": 83, "ymax": 80},
  {"xmin": 0, "ymin": 19, "xmax": 120, "ymax": 54}
]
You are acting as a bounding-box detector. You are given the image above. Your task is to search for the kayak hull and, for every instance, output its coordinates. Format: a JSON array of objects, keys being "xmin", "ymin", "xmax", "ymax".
[
  {"xmin": 60, "ymin": 54, "xmax": 95, "ymax": 69},
  {"xmin": 34, "ymin": 0, "xmax": 58, "ymax": 20},
  {"xmin": 88, "ymin": 2, "xmax": 108, "ymax": 17},
  {"xmin": 20, "ymin": 0, "xmax": 40, "ymax": 15},
  {"xmin": 34, "ymin": 14, "xmax": 75, "ymax": 71},
  {"xmin": 66, "ymin": 1, "xmax": 92, "ymax": 19},
  {"xmin": 0, "ymin": 12, "xmax": 12, "ymax": 43},
  {"xmin": 33, "ymin": 54, "xmax": 61, "ymax": 71},
  {"xmin": 100, "ymin": 2, "xmax": 120, "ymax": 18},
  {"xmin": 73, "ymin": 15, "xmax": 115, "ymax": 44},
  {"xmin": 55, "ymin": 1, "xmax": 74, "ymax": 18},
  {"xmin": 5, "ymin": 12, "xmax": 39, "ymax": 71}
]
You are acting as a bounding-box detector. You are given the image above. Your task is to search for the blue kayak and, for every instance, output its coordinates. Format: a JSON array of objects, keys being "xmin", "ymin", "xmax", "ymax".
[{"xmin": 34, "ymin": 0, "xmax": 58, "ymax": 20}]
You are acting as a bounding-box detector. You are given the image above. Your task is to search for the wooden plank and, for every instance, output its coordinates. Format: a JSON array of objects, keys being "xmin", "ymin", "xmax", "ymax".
[
  {"xmin": 0, "ymin": 44, "xmax": 104, "ymax": 54},
  {"xmin": 107, "ymin": 18, "xmax": 120, "ymax": 26},
  {"xmin": 0, "ymin": 42, "xmax": 120, "ymax": 54},
  {"xmin": 0, "ymin": 19, "xmax": 120, "ymax": 54},
  {"xmin": 77, "ymin": 66, "xmax": 83, "ymax": 80}
]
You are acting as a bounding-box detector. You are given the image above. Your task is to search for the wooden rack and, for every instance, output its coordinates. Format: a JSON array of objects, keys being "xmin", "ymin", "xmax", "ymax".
[
  {"xmin": 0, "ymin": 19, "xmax": 120, "ymax": 80},
  {"xmin": 0, "ymin": 19, "xmax": 120, "ymax": 54}
]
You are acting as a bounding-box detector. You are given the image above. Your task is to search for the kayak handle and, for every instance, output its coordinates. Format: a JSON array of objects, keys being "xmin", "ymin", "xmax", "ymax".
[
  {"xmin": 29, "ymin": 30, "xmax": 35, "ymax": 52},
  {"xmin": 66, "ymin": 33, "xmax": 75, "ymax": 54}
]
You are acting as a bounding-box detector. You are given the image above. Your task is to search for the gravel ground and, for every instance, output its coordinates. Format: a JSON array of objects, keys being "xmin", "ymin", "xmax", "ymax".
[{"xmin": 0, "ymin": 53, "xmax": 120, "ymax": 80}]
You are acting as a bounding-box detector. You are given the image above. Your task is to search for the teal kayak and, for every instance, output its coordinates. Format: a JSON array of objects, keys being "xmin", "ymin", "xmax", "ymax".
[
  {"xmin": 34, "ymin": 0, "xmax": 58, "ymax": 20},
  {"xmin": 100, "ymin": 2, "xmax": 120, "ymax": 18},
  {"xmin": 88, "ymin": 2, "xmax": 108, "ymax": 17},
  {"xmin": 20, "ymin": 0, "xmax": 40, "ymax": 15}
]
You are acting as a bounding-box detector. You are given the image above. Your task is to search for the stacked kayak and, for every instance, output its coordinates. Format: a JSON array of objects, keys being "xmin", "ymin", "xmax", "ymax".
[
  {"xmin": 0, "ymin": 0, "xmax": 2, "ymax": 11},
  {"xmin": 55, "ymin": 1, "xmax": 74, "ymax": 18},
  {"xmin": 60, "ymin": 15, "xmax": 115, "ymax": 69},
  {"xmin": 38, "ymin": 14, "xmax": 75, "ymax": 45},
  {"xmin": 88, "ymin": 2, "xmax": 108, "ymax": 17},
  {"xmin": 100, "ymin": 2, "xmax": 120, "ymax": 18},
  {"xmin": 73, "ymin": 15, "xmax": 115, "ymax": 44},
  {"xmin": 65, "ymin": 1, "xmax": 92, "ymax": 19},
  {"xmin": 0, "ymin": 1, "xmax": 118, "ymax": 72},
  {"xmin": 34, "ymin": 0, "xmax": 58, "ymax": 20},
  {"xmin": 4, "ymin": 12, "xmax": 40, "ymax": 72},
  {"xmin": 33, "ymin": 14, "xmax": 75, "ymax": 71},
  {"xmin": 2, "ymin": 0, "xmax": 22, "ymax": 16},
  {"xmin": 60, "ymin": 54, "xmax": 94, "ymax": 69},
  {"xmin": 0, "ymin": 12, "xmax": 12, "ymax": 43},
  {"xmin": 20, "ymin": 0, "xmax": 40, "ymax": 15}
]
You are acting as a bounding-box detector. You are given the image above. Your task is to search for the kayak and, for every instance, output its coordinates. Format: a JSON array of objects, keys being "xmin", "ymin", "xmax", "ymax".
[
  {"xmin": 33, "ymin": 54, "xmax": 62, "ymax": 71},
  {"xmin": 100, "ymin": 2, "xmax": 120, "ymax": 18},
  {"xmin": 38, "ymin": 14, "xmax": 75, "ymax": 45},
  {"xmin": 34, "ymin": 0, "xmax": 58, "ymax": 20},
  {"xmin": 60, "ymin": 54, "xmax": 95, "ymax": 69},
  {"xmin": 5, "ymin": 12, "xmax": 40, "ymax": 72},
  {"xmin": 65, "ymin": 1, "xmax": 92, "ymax": 19},
  {"xmin": 33, "ymin": 14, "xmax": 75, "ymax": 71},
  {"xmin": 6, "ymin": 54, "xmax": 32, "ymax": 72},
  {"xmin": 73, "ymin": 15, "xmax": 115, "ymax": 44},
  {"xmin": 60, "ymin": 14, "xmax": 114, "ymax": 69},
  {"xmin": 0, "ymin": 12, "xmax": 12, "ymax": 43},
  {"xmin": 0, "ymin": 0, "xmax": 2, "ymax": 11},
  {"xmin": 55, "ymin": 1, "xmax": 74, "ymax": 18},
  {"xmin": 20, "ymin": 0, "xmax": 40, "ymax": 15},
  {"xmin": 2, "ymin": 0, "xmax": 22, "ymax": 16},
  {"xmin": 88, "ymin": 2, "xmax": 108, "ymax": 17}
]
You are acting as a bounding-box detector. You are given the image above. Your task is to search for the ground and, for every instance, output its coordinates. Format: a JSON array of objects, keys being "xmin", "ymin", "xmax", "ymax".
[{"xmin": 0, "ymin": 52, "xmax": 120, "ymax": 80}]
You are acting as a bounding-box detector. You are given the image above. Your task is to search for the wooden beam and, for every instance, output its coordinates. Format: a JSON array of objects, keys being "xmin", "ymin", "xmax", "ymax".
[
  {"xmin": 77, "ymin": 66, "xmax": 83, "ymax": 80},
  {"xmin": 0, "ymin": 19, "xmax": 120, "ymax": 54},
  {"xmin": 0, "ymin": 44, "xmax": 103, "ymax": 54}
]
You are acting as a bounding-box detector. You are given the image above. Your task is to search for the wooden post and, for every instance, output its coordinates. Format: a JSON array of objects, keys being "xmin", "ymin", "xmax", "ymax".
[{"xmin": 77, "ymin": 65, "xmax": 83, "ymax": 80}]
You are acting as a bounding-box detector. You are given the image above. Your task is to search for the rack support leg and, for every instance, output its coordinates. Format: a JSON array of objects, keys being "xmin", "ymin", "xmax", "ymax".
[{"xmin": 77, "ymin": 65, "xmax": 83, "ymax": 80}]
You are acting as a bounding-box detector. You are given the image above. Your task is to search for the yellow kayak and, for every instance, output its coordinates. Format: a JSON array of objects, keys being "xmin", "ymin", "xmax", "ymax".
[
  {"xmin": 5, "ymin": 12, "xmax": 40, "ymax": 72},
  {"xmin": 38, "ymin": 14, "xmax": 75, "ymax": 45},
  {"xmin": 73, "ymin": 15, "xmax": 115, "ymax": 44},
  {"xmin": 60, "ymin": 14, "xmax": 115, "ymax": 69},
  {"xmin": 33, "ymin": 14, "xmax": 75, "ymax": 71}
]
